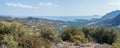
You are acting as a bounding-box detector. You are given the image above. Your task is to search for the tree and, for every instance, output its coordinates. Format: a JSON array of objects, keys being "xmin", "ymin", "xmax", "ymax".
[
  {"xmin": 83, "ymin": 26, "xmax": 119, "ymax": 44},
  {"xmin": 40, "ymin": 27, "xmax": 61, "ymax": 43},
  {"xmin": 94, "ymin": 28, "xmax": 118, "ymax": 44},
  {"xmin": 18, "ymin": 36, "xmax": 53, "ymax": 48},
  {"xmin": 82, "ymin": 26, "xmax": 97, "ymax": 42},
  {"xmin": 109, "ymin": 29, "xmax": 120, "ymax": 48},
  {"xmin": 0, "ymin": 22, "xmax": 25, "ymax": 35},
  {"xmin": 62, "ymin": 26, "xmax": 88, "ymax": 43},
  {"xmin": 2, "ymin": 35, "xmax": 18, "ymax": 48},
  {"xmin": 0, "ymin": 22, "xmax": 11, "ymax": 34},
  {"xmin": 0, "ymin": 22, "xmax": 53, "ymax": 48}
]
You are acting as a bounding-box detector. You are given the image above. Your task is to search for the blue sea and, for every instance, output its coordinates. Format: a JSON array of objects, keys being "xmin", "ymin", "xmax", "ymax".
[{"xmin": 35, "ymin": 16, "xmax": 101, "ymax": 21}]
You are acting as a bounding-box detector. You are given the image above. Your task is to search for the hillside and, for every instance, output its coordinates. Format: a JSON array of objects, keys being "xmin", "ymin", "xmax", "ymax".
[
  {"xmin": 101, "ymin": 10, "xmax": 120, "ymax": 20},
  {"xmin": 67, "ymin": 19, "xmax": 92, "ymax": 28},
  {"xmin": 0, "ymin": 16, "xmax": 67, "ymax": 30},
  {"xmin": 88, "ymin": 10, "xmax": 120, "ymax": 27},
  {"xmin": 0, "ymin": 16, "xmax": 95, "ymax": 29},
  {"xmin": 101, "ymin": 14, "xmax": 120, "ymax": 27}
]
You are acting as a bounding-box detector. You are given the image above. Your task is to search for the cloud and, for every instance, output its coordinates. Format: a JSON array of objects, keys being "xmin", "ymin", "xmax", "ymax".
[
  {"xmin": 6, "ymin": 2, "xmax": 37, "ymax": 9},
  {"xmin": 39, "ymin": 2, "xmax": 58, "ymax": 7},
  {"xmin": 5, "ymin": 2, "xmax": 58, "ymax": 9},
  {"xmin": 108, "ymin": 1, "xmax": 120, "ymax": 6}
]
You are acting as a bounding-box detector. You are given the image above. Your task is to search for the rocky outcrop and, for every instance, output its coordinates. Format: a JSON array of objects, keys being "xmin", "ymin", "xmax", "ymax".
[{"xmin": 54, "ymin": 42, "xmax": 109, "ymax": 48}]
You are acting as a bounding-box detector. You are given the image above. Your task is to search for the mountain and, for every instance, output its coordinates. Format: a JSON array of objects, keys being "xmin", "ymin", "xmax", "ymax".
[
  {"xmin": 102, "ymin": 14, "xmax": 120, "ymax": 27},
  {"xmin": 88, "ymin": 10, "xmax": 120, "ymax": 27},
  {"xmin": 101, "ymin": 10, "xmax": 120, "ymax": 20}
]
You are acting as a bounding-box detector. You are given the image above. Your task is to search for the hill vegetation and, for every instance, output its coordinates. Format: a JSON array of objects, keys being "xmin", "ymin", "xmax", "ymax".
[
  {"xmin": 0, "ymin": 21, "xmax": 119, "ymax": 48},
  {"xmin": 0, "ymin": 12, "xmax": 120, "ymax": 48}
]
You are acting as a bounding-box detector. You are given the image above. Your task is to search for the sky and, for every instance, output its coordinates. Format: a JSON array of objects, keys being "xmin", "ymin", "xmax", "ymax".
[{"xmin": 0, "ymin": 0, "xmax": 120, "ymax": 16}]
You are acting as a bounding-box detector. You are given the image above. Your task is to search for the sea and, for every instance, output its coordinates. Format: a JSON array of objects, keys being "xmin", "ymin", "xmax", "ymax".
[{"xmin": 35, "ymin": 16, "xmax": 101, "ymax": 21}]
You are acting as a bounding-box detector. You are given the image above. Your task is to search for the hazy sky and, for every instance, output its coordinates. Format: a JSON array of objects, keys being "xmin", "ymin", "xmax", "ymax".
[{"xmin": 0, "ymin": 0, "xmax": 120, "ymax": 16}]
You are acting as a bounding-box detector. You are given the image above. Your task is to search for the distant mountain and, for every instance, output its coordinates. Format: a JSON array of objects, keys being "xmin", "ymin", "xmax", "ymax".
[
  {"xmin": 101, "ymin": 10, "xmax": 120, "ymax": 20},
  {"xmin": 102, "ymin": 14, "xmax": 120, "ymax": 27},
  {"xmin": 88, "ymin": 10, "xmax": 120, "ymax": 27}
]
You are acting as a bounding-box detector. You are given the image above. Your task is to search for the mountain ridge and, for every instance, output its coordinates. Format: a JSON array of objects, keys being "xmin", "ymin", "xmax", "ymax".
[
  {"xmin": 101, "ymin": 10, "xmax": 120, "ymax": 20},
  {"xmin": 88, "ymin": 10, "xmax": 120, "ymax": 27}
]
